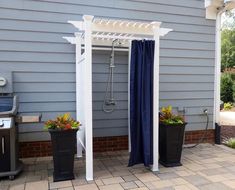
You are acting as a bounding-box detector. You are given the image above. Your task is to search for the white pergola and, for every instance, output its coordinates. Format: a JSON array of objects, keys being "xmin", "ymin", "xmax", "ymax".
[{"xmin": 64, "ymin": 15, "xmax": 172, "ymax": 181}]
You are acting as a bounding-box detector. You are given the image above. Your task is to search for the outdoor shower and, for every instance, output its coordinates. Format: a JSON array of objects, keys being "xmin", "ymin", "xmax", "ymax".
[{"xmin": 102, "ymin": 39, "xmax": 121, "ymax": 113}]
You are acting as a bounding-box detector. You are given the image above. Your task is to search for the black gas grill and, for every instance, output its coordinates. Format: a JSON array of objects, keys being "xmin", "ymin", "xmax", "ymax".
[{"xmin": 0, "ymin": 73, "xmax": 23, "ymax": 180}]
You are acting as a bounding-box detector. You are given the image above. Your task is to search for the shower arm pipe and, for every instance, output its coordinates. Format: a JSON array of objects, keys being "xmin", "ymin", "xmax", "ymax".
[
  {"xmin": 102, "ymin": 38, "xmax": 117, "ymax": 113},
  {"xmin": 110, "ymin": 68, "xmax": 114, "ymax": 99},
  {"xmin": 110, "ymin": 39, "xmax": 117, "ymax": 100}
]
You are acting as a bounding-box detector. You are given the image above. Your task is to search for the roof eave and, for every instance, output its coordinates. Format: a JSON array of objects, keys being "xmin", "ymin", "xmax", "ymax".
[{"xmin": 205, "ymin": 0, "xmax": 235, "ymax": 20}]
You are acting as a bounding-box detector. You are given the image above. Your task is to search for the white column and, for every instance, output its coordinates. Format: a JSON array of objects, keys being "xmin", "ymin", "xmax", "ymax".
[
  {"xmin": 128, "ymin": 41, "xmax": 132, "ymax": 152},
  {"xmin": 214, "ymin": 12, "xmax": 222, "ymax": 126},
  {"xmin": 152, "ymin": 22, "xmax": 161, "ymax": 172},
  {"xmin": 83, "ymin": 15, "xmax": 94, "ymax": 181},
  {"xmin": 75, "ymin": 33, "xmax": 84, "ymax": 158}
]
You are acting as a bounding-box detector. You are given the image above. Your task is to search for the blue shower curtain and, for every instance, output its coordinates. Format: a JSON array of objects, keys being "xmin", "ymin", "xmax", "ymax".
[{"xmin": 128, "ymin": 40, "xmax": 154, "ymax": 167}]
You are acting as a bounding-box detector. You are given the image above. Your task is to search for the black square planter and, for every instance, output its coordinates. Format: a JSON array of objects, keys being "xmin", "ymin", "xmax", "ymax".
[
  {"xmin": 159, "ymin": 123, "xmax": 186, "ymax": 167},
  {"xmin": 49, "ymin": 129, "xmax": 78, "ymax": 182}
]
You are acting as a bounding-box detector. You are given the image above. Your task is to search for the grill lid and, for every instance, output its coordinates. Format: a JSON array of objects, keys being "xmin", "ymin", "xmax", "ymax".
[
  {"xmin": 0, "ymin": 97, "xmax": 13, "ymax": 112},
  {"xmin": 0, "ymin": 95, "xmax": 18, "ymax": 117}
]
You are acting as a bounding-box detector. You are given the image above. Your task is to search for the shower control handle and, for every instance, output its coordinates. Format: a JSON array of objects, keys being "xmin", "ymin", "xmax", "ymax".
[{"xmin": 1, "ymin": 137, "xmax": 5, "ymax": 155}]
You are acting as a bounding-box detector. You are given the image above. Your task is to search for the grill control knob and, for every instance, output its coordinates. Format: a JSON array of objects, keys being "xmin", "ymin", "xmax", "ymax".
[
  {"xmin": 0, "ymin": 121, "xmax": 4, "ymax": 128},
  {"xmin": 0, "ymin": 77, "xmax": 7, "ymax": 87}
]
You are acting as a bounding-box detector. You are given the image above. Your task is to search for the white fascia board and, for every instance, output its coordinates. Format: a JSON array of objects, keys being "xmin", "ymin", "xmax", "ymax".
[
  {"xmin": 206, "ymin": 6, "xmax": 219, "ymax": 19},
  {"xmin": 205, "ymin": 0, "xmax": 235, "ymax": 20},
  {"xmin": 225, "ymin": 1, "xmax": 235, "ymax": 10},
  {"xmin": 205, "ymin": 0, "xmax": 224, "ymax": 19},
  {"xmin": 205, "ymin": 0, "xmax": 223, "ymax": 7}
]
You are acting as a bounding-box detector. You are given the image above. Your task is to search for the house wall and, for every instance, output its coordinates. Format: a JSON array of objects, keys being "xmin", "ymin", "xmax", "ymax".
[{"xmin": 0, "ymin": 0, "xmax": 216, "ymax": 142}]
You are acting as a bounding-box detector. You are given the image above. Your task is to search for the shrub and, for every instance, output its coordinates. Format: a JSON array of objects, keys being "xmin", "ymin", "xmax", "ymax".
[
  {"xmin": 231, "ymin": 73, "xmax": 235, "ymax": 81},
  {"xmin": 221, "ymin": 74, "xmax": 234, "ymax": 103},
  {"xmin": 225, "ymin": 138, "xmax": 235, "ymax": 149},
  {"xmin": 223, "ymin": 102, "xmax": 233, "ymax": 111},
  {"xmin": 233, "ymin": 83, "xmax": 235, "ymax": 101}
]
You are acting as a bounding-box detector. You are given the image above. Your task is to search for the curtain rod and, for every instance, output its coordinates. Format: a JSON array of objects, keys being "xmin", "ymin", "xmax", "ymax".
[{"xmin": 81, "ymin": 46, "xmax": 129, "ymax": 52}]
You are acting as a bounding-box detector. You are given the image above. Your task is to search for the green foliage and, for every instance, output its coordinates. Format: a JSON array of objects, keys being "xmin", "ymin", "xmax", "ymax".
[
  {"xmin": 160, "ymin": 106, "xmax": 185, "ymax": 125},
  {"xmin": 234, "ymin": 83, "xmax": 235, "ymax": 101},
  {"xmin": 221, "ymin": 10, "xmax": 235, "ymax": 71},
  {"xmin": 225, "ymin": 138, "xmax": 235, "ymax": 149},
  {"xmin": 222, "ymin": 10, "xmax": 235, "ymax": 30},
  {"xmin": 221, "ymin": 74, "xmax": 234, "ymax": 103},
  {"xmin": 221, "ymin": 29, "xmax": 235, "ymax": 71},
  {"xmin": 231, "ymin": 73, "xmax": 235, "ymax": 81},
  {"xmin": 44, "ymin": 113, "xmax": 80, "ymax": 130},
  {"xmin": 223, "ymin": 102, "xmax": 233, "ymax": 111}
]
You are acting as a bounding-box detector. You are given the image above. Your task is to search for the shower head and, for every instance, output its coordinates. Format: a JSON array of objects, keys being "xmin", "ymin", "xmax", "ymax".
[
  {"xmin": 112, "ymin": 39, "xmax": 119, "ymax": 44},
  {"xmin": 110, "ymin": 39, "xmax": 118, "ymax": 66},
  {"xmin": 112, "ymin": 39, "xmax": 124, "ymax": 46}
]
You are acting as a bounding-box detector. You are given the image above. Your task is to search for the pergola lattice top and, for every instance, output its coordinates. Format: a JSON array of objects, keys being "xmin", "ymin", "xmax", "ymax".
[{"xmin": 65, "ymin": 15, "xmax": 172, "ymax": 46}]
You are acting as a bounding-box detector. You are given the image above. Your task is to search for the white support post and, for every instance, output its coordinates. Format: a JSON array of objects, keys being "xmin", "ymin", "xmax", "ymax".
[
  {"xmin": 75, "ymin": 33, "xmax": 82, "ymax": 157},
  {"xmin": 152, "ymin": 22, "xmax": 161, "ymax": 172},
  {"xmin": 83, "ymin": 15, "xmax": 94, "ymax": 181},
  {"xmin": 75, "ymin": 33, "xmax": 84, "ymax": 158},
  {"xmin": 214, "ymin": 12, "xmax": 222, "ymax": 126}
]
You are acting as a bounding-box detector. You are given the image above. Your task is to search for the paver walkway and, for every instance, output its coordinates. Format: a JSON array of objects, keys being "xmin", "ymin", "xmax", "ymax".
[{"xmin": 1, "ymin": 144, "xmax": 235, "ymax": 190}]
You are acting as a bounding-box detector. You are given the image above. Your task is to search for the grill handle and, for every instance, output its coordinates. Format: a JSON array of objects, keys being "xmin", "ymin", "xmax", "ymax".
[{"xmin": 1, "ymin": 137, "xmax": 5, "ymax": 155}]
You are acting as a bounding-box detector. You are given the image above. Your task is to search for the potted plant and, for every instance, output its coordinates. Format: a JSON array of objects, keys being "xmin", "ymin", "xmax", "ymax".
[
  {"xmin": 159, "ymin": 106, "xmax": 187, "ymax": 167},
  {"xmin": 44, "ymin": 113, "xmax": 80, "ymax": 182}
]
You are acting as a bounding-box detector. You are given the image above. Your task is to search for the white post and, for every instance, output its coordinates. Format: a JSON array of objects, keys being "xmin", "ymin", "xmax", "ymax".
[
  {"xmin": 152, "ymin": 22, "xmax": 161, "ymax": 172},
  {"xmin": 214, "ymin": 12, "xmax": 222, "ymax": 126},
  {"xmin": 83, "ymin": 15, "xmax": 94, "ymax": 181},
  {"xmin": 75, "ymin": 33, "xmax": 84, "ymax": 158},
  {"xmin": 128, "ymin": 41, "xmax": 132, "ymax": 152}
]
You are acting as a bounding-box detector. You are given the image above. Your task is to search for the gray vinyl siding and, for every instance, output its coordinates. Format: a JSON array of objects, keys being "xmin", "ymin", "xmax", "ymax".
[{"xmin": 0, "ymin": 0, "xmax": 215, "ymax": 142}]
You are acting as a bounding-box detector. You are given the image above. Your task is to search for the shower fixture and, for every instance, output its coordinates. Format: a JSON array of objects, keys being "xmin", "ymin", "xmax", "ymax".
[{"xmin": 102, "ymin": 39, "xmax": 120, "ymax": 113}]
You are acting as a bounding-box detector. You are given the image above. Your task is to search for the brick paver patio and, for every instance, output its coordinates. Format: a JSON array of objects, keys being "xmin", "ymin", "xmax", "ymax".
[{"xmin": 1, "ymin": 144, "xmax": 235, "ymax": 190}]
